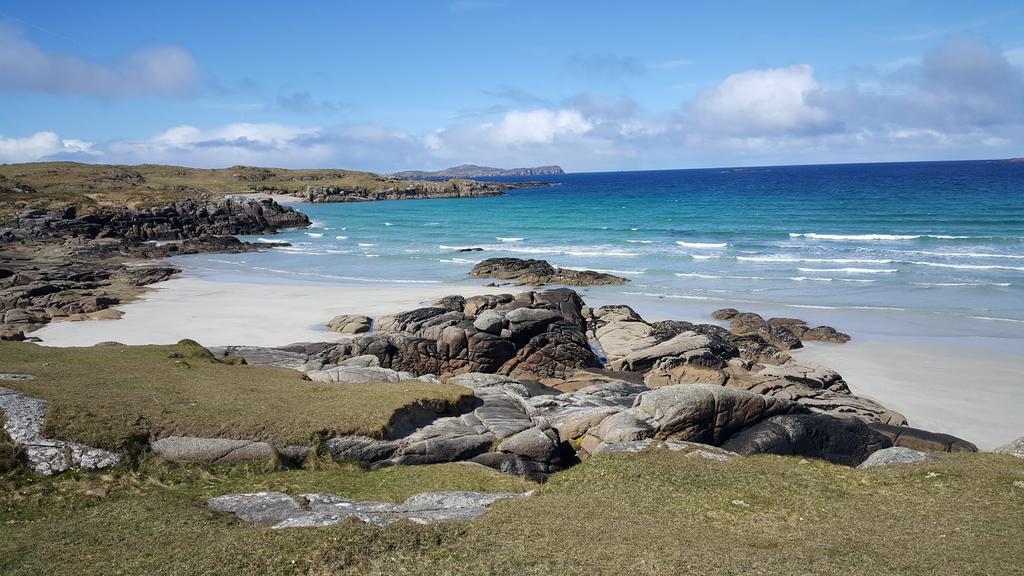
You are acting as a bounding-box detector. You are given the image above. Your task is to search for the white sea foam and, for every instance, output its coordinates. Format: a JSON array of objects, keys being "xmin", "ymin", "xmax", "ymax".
[
  {"xmin": 497, "ymin": 237, "xmax": 524, "ymax": 242},
  {"xmin": 789, "ymin": 232, "xmax": 971, "ymax": 241},
  {"xmin": 357, "ymin": 243, "xmax": 379, "ymax": 247},
  {"xmin": 305, "ymin": 233, "xmax": 323, "ymax": 238},
  {"xmin": 675, "ymin": 272, "xmax": 767, "ymax": 280},
  {"xmin": 789, "ymin": 276, "xmax": 877, "ymax": 283},
  {"xmin": 797, "ymin": 267, "xmax": 897, "ymax": 274},
  {"xmin": 912, "ymin": 282, "xmax": 1012, "ymax": 287},
  {"xmin": 384, "ymin": 222, "xmax": 394, "ymax": 226},
  {"xmin": 438, "ymin": 258, "xmax": 480, "ymax": 264},
  {"xmin": 626, "ymin": 240, "xmax": 655, "ymax": 244},
  {"xmin": 907, "ymin": 261, "xmax": 1024, "ymax": 271},
  {"xmin": 251, "ymin": 267, "xmax": 440, "ymax": 284},
  {"xmin": 896, "ymin": 250, "xmax": 1024, "ymax": 260},
  {"xmin": 676, "ymin": 241, "xmax": 728, "ymax": 248},
  {"xmin": 561, "ymin": 266, "xmax": 646, "ymax": 275},
  {"xmin": 737, "ymin": 256, "xmax": 893, "ymax": 264},
  {"xmin": 970, "ymin": 315, "xmax": 1024, "ymax": 323},
  {"xmin": 689, "ymin": 254, "xmax": 720, "ymax": 260},
  {"xmin": 335, "ymin": 235, "xmax": 348, "ymax": 240}
]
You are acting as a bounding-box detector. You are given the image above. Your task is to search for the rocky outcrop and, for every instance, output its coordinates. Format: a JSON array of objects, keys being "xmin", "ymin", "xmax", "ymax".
[
  {"xmin": 711, "ymin": 308, "xmax": 851, "ymax": 346},
  {"xmin": 722, "ymin": 413, "xmax": 891, "ymax": 466},
  {"xmin": 580, "ymin": 384, "xmax": 800, "ymax": 454},
  {"xmin": 867, "ymin": 422, "xmax": 977, "ymax": 453},
  {"xmin": 209, "ymin": 490, "xmax": 532, "ymax": 528},
  {"xmin": 6, "ymin": 197, "xmax": 309, "ymax": 242},
  {"xmin": 470, "ymin": 258, "xmax": 628, "ymax": 286},
  {"xmin": 0, "ymin": 385, "xmax": 121, "ymax": 475},
  {"xmin": 1, "ymin": 196, "xmax": 308, "ymax": 336},
  {"xmin": 295, "ymin": 180, "xmax": 508, "ymax": 203}
]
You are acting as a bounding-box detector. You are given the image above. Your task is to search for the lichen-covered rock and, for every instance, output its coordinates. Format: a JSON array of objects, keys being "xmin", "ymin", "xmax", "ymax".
[
  {"xmin": 858, "ymin": 447, "xmax": 940, "ymax": 468},
  {"xmin": 993, "ymin": 436, "xmax": 1024, "ymax": 459},
  {"xmin": 0, "ymin": 386, "xmax": 120, "ymax": 475},
  {"xmin": 210, "ymin": 490, "xmax": 531, "ymax": 529},
  {"xmin": 152, "ymin": 436, "xmax": 276, "ymax": 464}
]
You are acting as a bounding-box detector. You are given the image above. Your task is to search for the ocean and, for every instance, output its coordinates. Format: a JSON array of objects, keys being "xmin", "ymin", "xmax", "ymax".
[{"xmin": 178, "ymin": 160, "xmax": 1024, "ymax": 348}]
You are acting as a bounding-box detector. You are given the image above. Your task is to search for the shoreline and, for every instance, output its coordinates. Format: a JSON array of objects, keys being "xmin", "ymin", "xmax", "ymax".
[{"xmin": 29, "ymin": 266, "xmax": 1023, "ymax": 449}]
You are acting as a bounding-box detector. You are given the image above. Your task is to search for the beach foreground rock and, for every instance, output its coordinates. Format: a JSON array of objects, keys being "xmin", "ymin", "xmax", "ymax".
[{"xmin": 208, "ymin": 490, "xmax": 532, "ymax": 528}]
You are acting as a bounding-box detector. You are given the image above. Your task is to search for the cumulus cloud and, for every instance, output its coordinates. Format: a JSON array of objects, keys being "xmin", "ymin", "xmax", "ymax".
[
  {"xmin": 0, "ymin": 132, "xmax": 95, "ymax": 163},
  {"xmin": 3, "ymin": 36, "xmax": 1023, "ymax": 171},
  {"xmin": 0, "ymin": 23, "xmax": 200, "ymax": 97},
  {"xmin": 688, "ymin": 64, "xmax": 836, "ymax": 135}
]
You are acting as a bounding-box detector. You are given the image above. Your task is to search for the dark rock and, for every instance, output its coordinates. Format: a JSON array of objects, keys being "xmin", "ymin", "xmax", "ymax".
[
  {"xmin": 722, "ymin": 413, "xmax": 891, "ymax": 466},
  {"xmin": 470, "ymin": 258, "xmax": 628, "ymax": 286},
  {"xmin": 802, "ymin": 325, "xmax": 852, "ymax": 343},
  {"xmin": 711, "ymin": 308, "xmax": 739, "ymax": 320},
  {"xmin": 867, "ymin": 422, "xmax": 978, "ymax": 453}
]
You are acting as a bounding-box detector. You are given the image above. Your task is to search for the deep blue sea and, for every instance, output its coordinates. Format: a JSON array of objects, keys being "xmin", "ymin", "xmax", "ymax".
[{"xmin": 179, "ymin": 160, "xmax": 1024, "ymax": 345}]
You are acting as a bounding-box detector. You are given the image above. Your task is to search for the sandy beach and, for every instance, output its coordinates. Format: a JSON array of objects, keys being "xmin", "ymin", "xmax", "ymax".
[
  {"xmin": 31, "ymin": 272, "xmax": 1021, "ymax": 449},
  {"xmin": 32, "ymin": 275, "xmax": 507, "ymax": 348}
]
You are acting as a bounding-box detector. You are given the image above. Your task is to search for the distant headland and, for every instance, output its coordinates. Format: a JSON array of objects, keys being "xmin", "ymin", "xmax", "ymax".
[{"xmin": 391, "ymin": 164, "xmax": 565, "ymax": 179}]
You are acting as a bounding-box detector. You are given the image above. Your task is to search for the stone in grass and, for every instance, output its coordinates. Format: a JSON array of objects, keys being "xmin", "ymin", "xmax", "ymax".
[
  {"xmin": 993, "ymin": 436, "xmax": 1024, "ymax": 459},
  {"xmin": 858, "ymin": 447, "xmax": 940, "ymax": 468}
]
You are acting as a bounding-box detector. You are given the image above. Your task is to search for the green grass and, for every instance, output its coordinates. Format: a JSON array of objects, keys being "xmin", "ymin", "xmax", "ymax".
[
  {"xmin": 0, "ymin": 340, "xmax": 473, "ymax": 450},
  {"xmin": 0, "ymin": 451, "xmax": 1020, "ymax": 575},
  {"xmin": 0, "ymin": 161, "xmax": 480, "ymax": 216}
]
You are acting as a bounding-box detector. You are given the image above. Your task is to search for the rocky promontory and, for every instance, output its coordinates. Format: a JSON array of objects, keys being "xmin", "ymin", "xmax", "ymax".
[
  {"xmin": 0, "ymin": 196, "xmax": 309, "ymax": 338},
  {"xmin": 470, "ymin": 257, "xmax": 629, "ymax": 286}
]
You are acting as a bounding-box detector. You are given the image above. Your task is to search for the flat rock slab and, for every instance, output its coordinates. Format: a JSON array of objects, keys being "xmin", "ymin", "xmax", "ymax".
[
  {"xmin": 0, "ymin": 386, "xmax": 120, "ymax": 475},
  {"xmin": 209, "ymin": 490, "xmax": 532, "ymax": 529},
  {"xmin": 0, "ymin": 374, "xmax": 35, "ymax": 381}
]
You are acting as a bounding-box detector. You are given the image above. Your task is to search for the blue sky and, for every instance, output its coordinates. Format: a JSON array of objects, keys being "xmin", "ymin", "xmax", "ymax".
[{"xmin": 2, "ymin": 1, "xmax": 1023, "ymax": 171}]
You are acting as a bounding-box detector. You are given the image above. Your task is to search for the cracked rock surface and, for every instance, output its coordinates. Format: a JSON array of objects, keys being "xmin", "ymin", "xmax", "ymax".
[
  {"xmin": 0, "ymin": 386, "xmax": 120, "ymax": 475},
  {"xmin": 208, "ymin": 490, "xmax": 532, "ymax": 528}
]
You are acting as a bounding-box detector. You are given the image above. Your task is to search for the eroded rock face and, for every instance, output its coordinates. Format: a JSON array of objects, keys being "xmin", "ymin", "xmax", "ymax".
[
  {"xmin": 721, "ymin": 413, "xmax": 891, "ymax": 466},
  {"xmin": 580, "ymin": 384, "xmax": 799, "ymax": 454},
  {"xmin": 867, "ymin": 422, "xmax": 976, "ymax": 452},
  {"xmin": 470, "ymin": 258, "xmax": 628, "ymax": 286},
  {"xmin": 209, "ymin": 490, "xmax": 531, "ymax": 529}
]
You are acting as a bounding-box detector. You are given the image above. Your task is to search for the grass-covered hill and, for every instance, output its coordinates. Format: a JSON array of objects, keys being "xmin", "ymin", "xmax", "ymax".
[{"xmin": 0, "ymin": 162, "xmax": 503, "ymax": 217}]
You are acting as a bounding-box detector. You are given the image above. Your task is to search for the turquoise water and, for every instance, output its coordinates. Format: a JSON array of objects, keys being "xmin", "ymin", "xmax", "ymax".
[{"xmin": 178, "ymin": 160, "xmax": 1024, "ymax": 346}]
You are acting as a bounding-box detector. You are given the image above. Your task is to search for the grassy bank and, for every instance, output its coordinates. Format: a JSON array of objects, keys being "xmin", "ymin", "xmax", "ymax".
[
  {"xmin": 0, "ymin": 340, "xmax": 473, "ymax": 449},
  {"xmin": 0, "ymin": 161, "xmax": 482, "ymax": 216},
  {"xmin": 0, "ymin": 451, "xmax": 1021, "ymax": 575}
]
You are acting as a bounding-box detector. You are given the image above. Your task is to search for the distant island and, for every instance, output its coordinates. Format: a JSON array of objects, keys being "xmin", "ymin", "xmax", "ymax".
[{"xmin": 391, "ymin": 164, "xmax": 565, "ymax": 179}]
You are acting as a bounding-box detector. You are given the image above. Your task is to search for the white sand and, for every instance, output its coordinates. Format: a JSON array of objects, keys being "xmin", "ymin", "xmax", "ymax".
[
  {"xmin": 30, "ymin": 274, "xmax": 1023, "ymax": 449},
  {"xmin": 32, "ymin": 276, "xmax": 505, "ymax": 348},
  {"xmin": 796, "ymin": 342, "xmax": 1023, "ymax": 449}
]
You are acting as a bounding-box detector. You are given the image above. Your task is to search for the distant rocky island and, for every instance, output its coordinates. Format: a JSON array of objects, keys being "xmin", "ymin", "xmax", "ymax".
[{"xmin": 391, "ymin": 164, "xmax": 565, "ymax": 179}]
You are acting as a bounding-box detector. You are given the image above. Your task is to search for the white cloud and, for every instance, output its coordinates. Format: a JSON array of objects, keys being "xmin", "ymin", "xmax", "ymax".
[
  {"xmin": 0, "ymin": 132, "xmax": 95, "ymax": 163},
  {"xmin": 689, "ymin": 64, "xmax": 834, "ymax": 135},
  {"xmin": 495, "ymin": 109, "xmax": 593, "ymax": 144},
  {"xmin": 3, "ymin": 37, "xmax": 1023, "ymax": 171},
  {"xmin": 0, "ymin": 23, "xmax": 200, "ymax": 97}
]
